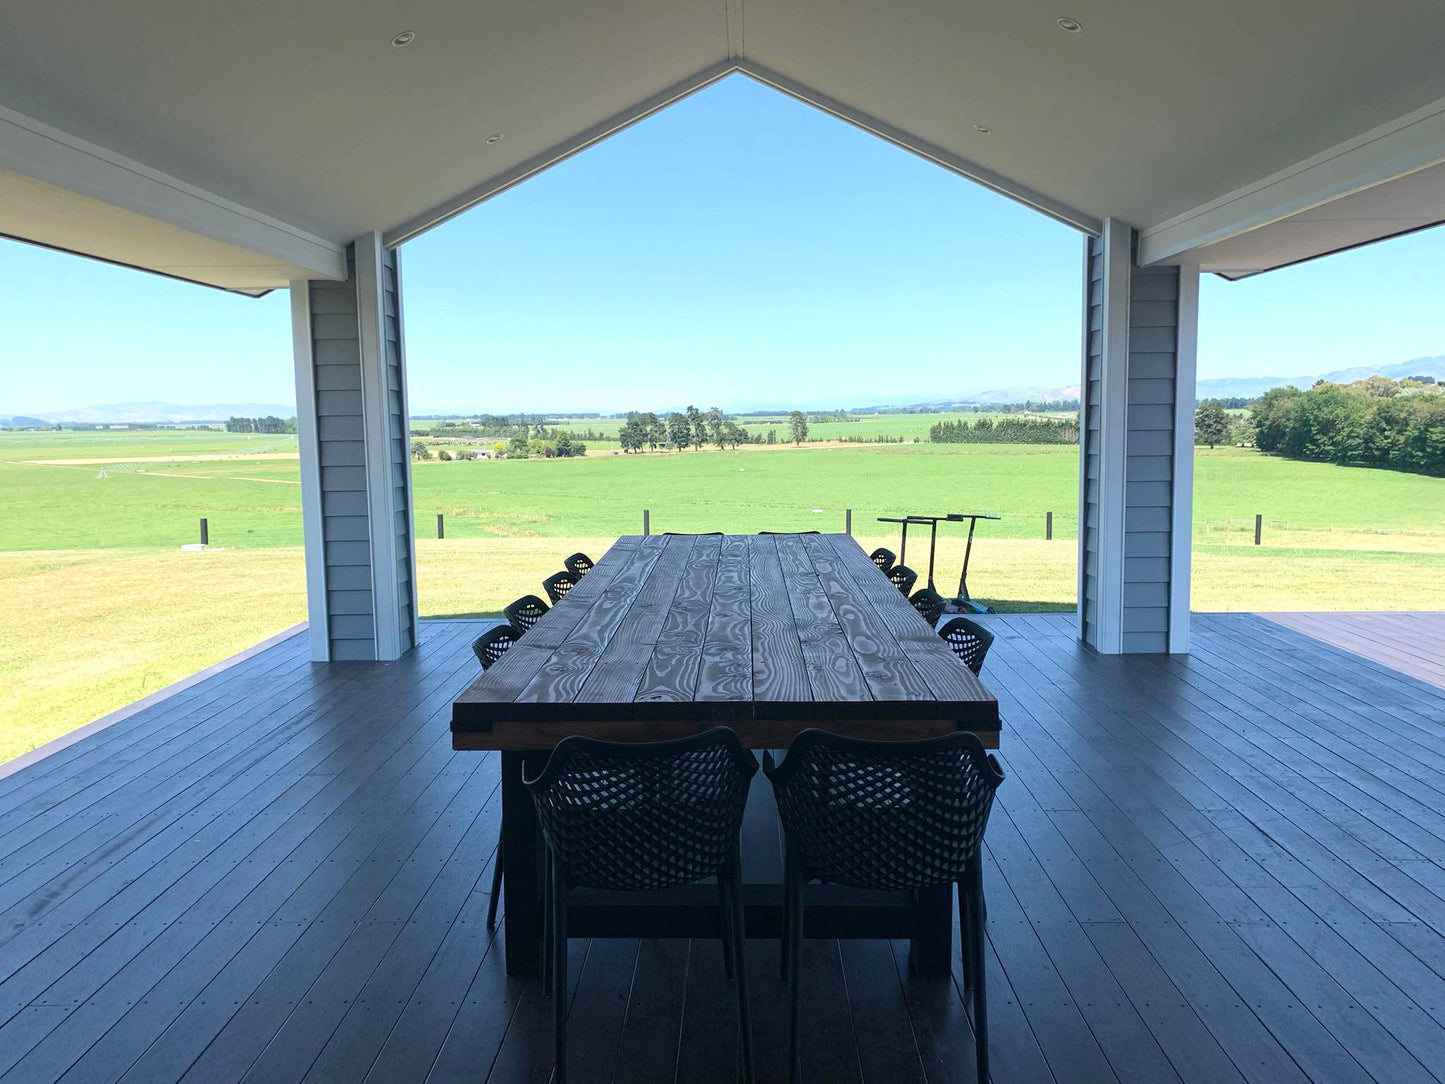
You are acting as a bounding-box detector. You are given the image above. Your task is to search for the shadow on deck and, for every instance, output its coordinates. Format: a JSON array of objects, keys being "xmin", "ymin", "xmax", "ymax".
[{"xmin": 1, "ymin": 613, "xmax": 1443, "ymax": 1083}]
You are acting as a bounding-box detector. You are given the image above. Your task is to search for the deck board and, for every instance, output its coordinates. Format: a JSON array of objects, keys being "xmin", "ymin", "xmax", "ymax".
[{"xmin": 0, "ymin": 613, "xmax": 1442, "ymax": 1082}]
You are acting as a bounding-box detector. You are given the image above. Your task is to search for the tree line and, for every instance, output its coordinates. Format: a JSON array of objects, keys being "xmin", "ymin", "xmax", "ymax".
[
  {"xmin": 1194, "ymin": 376, "xmax": 1443, "ymax": 474},
  {"xmin": 225, "ymin": 416, "xmax": 296, "ymax": 433},
  {"xmin": 929, "ymin": 417, "xmax": 1078, "ymax": 444},
  {"xmin": 1245, "ymin": 377, "xmax": 1444, "ymax": 475},
  {"xmin": 616, "ymin": 407, "xmax": 809, "ymax": 452}
]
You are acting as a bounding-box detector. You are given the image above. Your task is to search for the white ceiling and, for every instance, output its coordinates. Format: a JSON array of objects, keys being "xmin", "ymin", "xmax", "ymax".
[{"xmin": 1, "ymin": 0, "xmax": 1443, "ymax": 289}]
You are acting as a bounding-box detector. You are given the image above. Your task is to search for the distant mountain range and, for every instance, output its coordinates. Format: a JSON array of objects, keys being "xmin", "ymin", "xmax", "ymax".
[
  {"xmin": 0, "ymin": 401, "xmax": 294, "ymax": 427},
  {"xmin": 1193, "ymin": 356, "xmax": 1445, "ymax": 400},
  {"xmin": 6, "ymin": 356, "xmax": 1442, "ymax": 428}
]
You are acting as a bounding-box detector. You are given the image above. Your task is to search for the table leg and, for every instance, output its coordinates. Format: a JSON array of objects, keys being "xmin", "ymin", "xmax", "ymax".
[
  {"xmin": 502, "ymin": 750, "xmax": 544, "ymax": 976},
  {"xmin": 909, "ymin": 884, "xmax": 953, "ymax": 975}
]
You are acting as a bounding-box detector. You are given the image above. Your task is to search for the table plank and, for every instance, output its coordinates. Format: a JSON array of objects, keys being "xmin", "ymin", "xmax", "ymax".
[
  {"xmin": 748, "ymin": 535, "xmax": 811, "ymax": 707},
  {"xmin": 822, "ymin": 532, "xmax": 995, "ymax": 706},
  {"xmin": 694, "ymin": 536, "xmax": 753, "ymax": 703},
  {"xmin": 634, "ymin": 535, "xmax": 723, "ymax": 704},
  {"xmin": 514, "ymin": 535, "xmax": 670, "ymax": 707},
  {"xmin": 775, "ymin": 534, "xmax": 873, "ymax": 705},
  {"xmin": 576, "ymin": 534, "xmax": 697, "ymax": 705},
  {"xmin": 451, "ymin": 534, "xmax": 999, "ymax": 740}
]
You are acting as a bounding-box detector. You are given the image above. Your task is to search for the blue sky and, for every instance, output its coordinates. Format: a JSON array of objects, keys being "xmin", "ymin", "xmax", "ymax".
[{"xmin": 2, "ymin": 75, "xmax": 1442, "ymax": 415}]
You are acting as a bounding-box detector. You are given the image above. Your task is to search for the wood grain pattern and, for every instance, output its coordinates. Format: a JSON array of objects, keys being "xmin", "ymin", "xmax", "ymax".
[{"xmin": 452, "ymin": 533, "xmax": 1000, "ymax": 742}]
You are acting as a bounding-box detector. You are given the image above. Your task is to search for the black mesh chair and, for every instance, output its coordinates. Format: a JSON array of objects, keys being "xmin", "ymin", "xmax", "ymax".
[
  {"xmin": 503, "ymin": 594, "xmax": 549, "ymax": 635},
  {"xmin": 909, "ymin": 587, "xmax": 947, "ymax": 627},
  {"xmin": 938, "ymin": 617, "xmax": 995, "ymax": 675},
  {"xmin": 765, "ymin": 729, "xmax": 1004, "ymax": 1083},
  {"xmin": 469, "ymin": 624, "xmax": 521, "ymax": 929},
  {"xmin": 470, "ymin": 624, "xmax": 520, "ymax": 669},
  {"xmin": 526, "ymin": 728, "xmax": 759, "ymax": 1083},
  {"xmin": 563, "ymin": 551, "xmax": 594, "ymax": 577},
  {"xmin": 542, "ymin": 570, "xmax": 579, "ymax": 604},
  {"xmin": 886, "ymin": 564, "xmax": 918, "ymax": 595},
  {"xmin": 869, "ymin": 547, "xmax": 896, "ymax": 572}
]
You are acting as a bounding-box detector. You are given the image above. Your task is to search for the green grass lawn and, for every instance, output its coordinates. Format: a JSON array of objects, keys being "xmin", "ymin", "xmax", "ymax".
[{"xmin": 3, "ymin": 424, "xmax": 1443, "ymax": 763}]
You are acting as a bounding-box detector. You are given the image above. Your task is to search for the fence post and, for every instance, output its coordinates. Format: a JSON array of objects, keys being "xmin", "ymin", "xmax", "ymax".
[
  {"xmin": 1254, "ymin": 514, "xmax": 1262, "ymax": 546},
  {"xmin": 845, "ymin": 508, "xmax": 853, "ymax": 535},
  {"xmin": 643, "ymin": 509, "xmax": 650, "ymax": 536},
  {"xmin": 437, "ymin": 513, "xmax": 444, "ymax": 540},
  {"xmin": 1046, "ymin": 511, "xmax": 1053, "ymax": 540},
  {"xmin": 199, "ymin": 518, "xmax": 208, "ymax": 546}
]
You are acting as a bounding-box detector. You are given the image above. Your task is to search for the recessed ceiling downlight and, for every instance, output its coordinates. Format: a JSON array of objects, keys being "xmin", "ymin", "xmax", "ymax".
[
  {"xmin": 973, "ymin": 123, "xmax": 991, "ymax": 134},
  {"xmin": 486, "ymin": 133, "xmax": 504, "ymax": 144},
  {"xmin": 390, "ymin": 30, "xmax": 416, "ymax": 47},
  {"xmin": 1056, "ymin": 16, "xmax": 1082, "ymax": 32}
]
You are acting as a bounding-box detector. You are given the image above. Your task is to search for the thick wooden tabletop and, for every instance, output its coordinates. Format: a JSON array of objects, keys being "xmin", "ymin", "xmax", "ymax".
[{"xmin": 451, "ymin": 533, "xmax": 999, "ymax": 750}]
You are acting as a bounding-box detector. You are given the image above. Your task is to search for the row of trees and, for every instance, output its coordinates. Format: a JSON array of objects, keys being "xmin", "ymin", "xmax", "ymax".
[
  {"xmin": 1246, "ymin": 377, "xmax": 1444, "ymax": 474},
  {"xmin": 225, "ymin": 416, "xmax": 295, "ymax": 434},
  {"xmin": 616, "ymin": 407, "xmax": 810, "ymax": 452},
  {"xmin": 928, "ymin": 417, "xmax": 1078, "ymax": 444}
]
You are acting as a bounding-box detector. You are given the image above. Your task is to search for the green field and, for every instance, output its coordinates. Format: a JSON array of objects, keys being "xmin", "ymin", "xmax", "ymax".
[{"xmin": 3, "ymin": 424, "xmax": 1443, "ymax": 762}]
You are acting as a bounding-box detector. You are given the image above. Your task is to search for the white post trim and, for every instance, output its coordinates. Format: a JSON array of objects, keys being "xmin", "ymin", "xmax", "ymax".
[
  {"xmin": 1169, "ymin": 264, "xmax": 1200, "ymax": 653},
  {"xmin": 290, "ymin": 280, "xmax": 330, "ymax": 661},
  {"xmin": 1094, "ymin": 218, "xmax": 1133, "ymax": 654},
  {"xmin": 1076, "ymin": 236, "xmax": 1092, "ymax": 643},
  {"xmin": 393, "ymin": 246, "xmax": 421, "ymax": 646},
  {"xmin": 354, "ymin": 232, "xmax": 406, "ymax": 660}
]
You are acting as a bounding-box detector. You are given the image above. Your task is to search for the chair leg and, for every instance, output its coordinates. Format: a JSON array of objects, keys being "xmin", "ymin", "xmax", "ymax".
[
  {"xmin": 542, "ymin": 850, "xmax": 553, "ymax": 998},
  {"xmin": 966, "ymin": 857, "xmax": 990, "ymax": 1082},
  {"xmin": 786, "ymin": 854, "xmax": 804, "ymax": 1084},
  {"xmin": 718, "ymin": 871, "xmax": 736, "ymax": 983},
  {"xmin": 779, "ymin": 853, "xmax": 793, "ymax": 982},
  {"xmin": 551, "ymin": 858, "xmax": 568, "ymax": 1083},
  {"xmin": 957, "ymin": 879, "xmax": 972, "ymax": 994},
  {"xmin": 726, "ymin": 850, "xmax": 756, "ymax": 1083},
  {"xmin": 486, "ymin": 827, "xmax": 505, "ymax": 930}
]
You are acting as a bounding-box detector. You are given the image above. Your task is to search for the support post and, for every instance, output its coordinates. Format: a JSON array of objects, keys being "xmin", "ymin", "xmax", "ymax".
[
  {"xmin": 199, "ymin": 517, "xmax": 208, "ymax": 546},
  {"xmin": 289, "ymin": 232, "xmax": 418, "ymax": 662},
  {"xmin": 1045, "ymin": 511, "xmax": 1052, "ymax": 540},
  {"xmin": 437, "ymin": 513, "xmax": 445, "ymax": 540},
  {"xmin": 643, "ymin": 509, "xmax": 650, "ymax": 536},
  {"xmin": 1077, "ymin": 220, "xmax": 1198, "ymax": 654},
  {"xmin": 1255, "ymin": 514, "xmax": 1262, "ymax": 546},
  {"xmin": 845, "ymin": 508, "xmax": 853, "ymax": 535}
]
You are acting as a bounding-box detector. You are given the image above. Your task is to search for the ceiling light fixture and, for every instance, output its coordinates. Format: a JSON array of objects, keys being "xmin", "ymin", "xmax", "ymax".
[
  {"xmin": 390, "ymin": 30, "xmax": 416, "ymax": 47},
  {"xmin": 486, "ymin": 132, "xmax": 504, "ymax": 144},
  {"xmin": 1056, "ymin": 16, "xmax": 1082, "ymax": 32},
  {"xmin": 973, "ymin": 123, "xmax": 991, "ymax": 134}
]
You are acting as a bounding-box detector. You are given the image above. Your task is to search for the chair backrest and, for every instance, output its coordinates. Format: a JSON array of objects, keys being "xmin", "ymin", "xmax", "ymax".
[
  {"xmin": 765, "ymin": 728, "xmax": 1003, "ymax": 891},
  {"xmin": 542, "ymin": 570, "xmax": 579, "ymax": 603},
  {"xmin": 908, "ymin": 587, "xmax": 947, "ymax": 627},
  {"xmin": 563, "ymin": 551, "xmax": 594, "ymax": 577},
  {"xmin": 503, "ymin": 594, "xmax": 550, "ymax": 634},
  {"xmin": 471, "ymin": 625, "xmax": 520, "ymax": 669},
  {"xmin": 525, "ymin": 727, "xmax": 759, "ymax": 891},
  {"xmin": 886, "ymin": 564, "xmax": 918, "ymax": 594},
  {"xmin": 869, "ymin": 547, "xmax": 896, "ymax": 572},
  {"xmin": 938, "ymin": 617, "xmax": 995, "ymax": 675}
]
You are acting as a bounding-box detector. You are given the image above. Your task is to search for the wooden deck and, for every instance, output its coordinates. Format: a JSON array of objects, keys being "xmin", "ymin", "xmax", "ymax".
[{"xmin": 1, "ymin": 613, "xmax": 1443, "ymax": 1083}]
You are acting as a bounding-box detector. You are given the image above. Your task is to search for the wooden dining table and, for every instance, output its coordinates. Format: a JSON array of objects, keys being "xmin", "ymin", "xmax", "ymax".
[{"xmin": 451, "ymin": 532, "xmax": 1000, "ymax": 976}]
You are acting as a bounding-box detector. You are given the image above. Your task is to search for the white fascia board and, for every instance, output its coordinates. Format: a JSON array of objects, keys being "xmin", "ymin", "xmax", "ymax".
[
  {"xmin": 354, "ymin": 232, "xmax": 406, "ymax": 661},
  {"xmin": 0, "ymin": 103, "xmax": 345, "ymax": 281},
  {"xmin": 290, "ymin": 281, "xmax": 332, "ymax": 662},
  {"xmin": 384, "ymin": 58, "xmax": 1103, "ymax": 248},
  {"xmin": 384, "ymin": 61, "xmax": 739, "ymax": 247},
  {"xmin": 1138, "ymin": 93, "xmax": 1445, "ymax": 267},
  {"xmin": 737, "ymin": 62, "xmax": 1101, "ymax": 236},
  {"xmin": 1168, "ymin": 265, "xmax": 1199, "ymax": 654}
]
